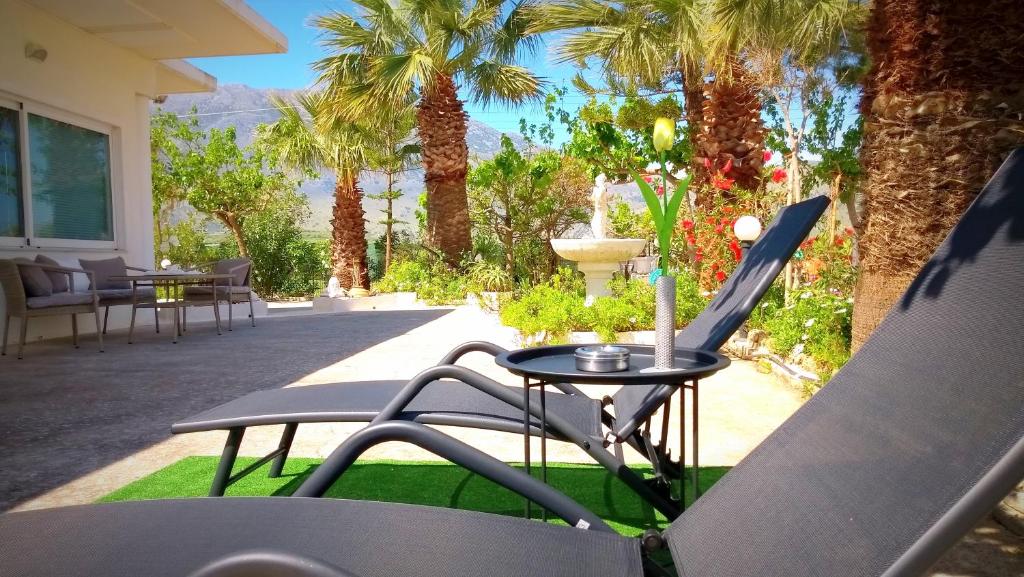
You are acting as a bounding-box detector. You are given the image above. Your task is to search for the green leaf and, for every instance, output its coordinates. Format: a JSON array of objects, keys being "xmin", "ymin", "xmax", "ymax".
[
  {"xmin": 630, "ymin": 170, "xmax": 664, "ymax": 231},
  {"xmin": 663, "ymin": 174, "xmax": 692, "ymax": 234}
]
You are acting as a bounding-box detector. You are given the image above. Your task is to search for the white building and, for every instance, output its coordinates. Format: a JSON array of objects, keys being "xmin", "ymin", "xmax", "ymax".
[{"xmin": 0, "ymin": 0, "xmax": 286, "ymax": 341}]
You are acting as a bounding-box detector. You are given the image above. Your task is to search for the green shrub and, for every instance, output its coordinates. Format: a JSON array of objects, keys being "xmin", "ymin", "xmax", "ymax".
[
  {"xmin": 749, "ymin": 284, "xmax": 852, "ymax": 386},
  {"xmin": 374, "ymin": 261, "xmax": 431, "ymax": 293},
  {"xmin": 499, "ymin": 269, "xmax": 709, "ymax": 344},
  {"xmin": 374, "ymin": 259, "xmax": 469, "ymax": 305},
  {"xmin": 466, "ymin": 260, "xmax": 515, "ymax": 292}
]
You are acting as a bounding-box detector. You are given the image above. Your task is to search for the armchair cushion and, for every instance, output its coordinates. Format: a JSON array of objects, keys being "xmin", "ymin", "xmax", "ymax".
[
  {"xmin": 14, "ymin": 258, "xmax": 52, "ymax": 297},
  {"xmin": 79, "ymin": 257, "xmax": 129, "ymax": 290},
  {"xmin": 34, "ymin": 255, "xmax": 69, "ymax": 292},
  {"xmin": 26, "ymin": 292, "xmax": 93, "ymax": 309},
  {"xmin": 213, "ymin": 258, "xmax": 250, "ymax": 287}
]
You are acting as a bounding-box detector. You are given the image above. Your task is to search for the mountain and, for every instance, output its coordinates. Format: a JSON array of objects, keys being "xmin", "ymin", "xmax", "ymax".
[{"xmin": 155, "ymin": 84, "xmax": 529, "ymax": 235}]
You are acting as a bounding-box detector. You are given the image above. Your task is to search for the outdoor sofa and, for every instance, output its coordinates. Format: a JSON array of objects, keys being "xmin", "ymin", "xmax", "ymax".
[
  {"xmin": 172, "ymin": 196, "xmax": 830, "ymax": 516},
  {"xmin": 0, "ymin": 150, "xmax": 1022, "ymax": 577},
  {"xmin": 0, "ymin": 257, "xmax": 103, "ymax": 358}
]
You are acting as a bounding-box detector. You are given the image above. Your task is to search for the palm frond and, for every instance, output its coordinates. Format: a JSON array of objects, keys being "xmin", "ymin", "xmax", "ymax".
[
  {"xmin": 467, "ymin": 61, "xmax": 546, "ymax": 108},
  {"xmin": 490, "ymin": 0, "xmax": 544, "ymax": 64}
]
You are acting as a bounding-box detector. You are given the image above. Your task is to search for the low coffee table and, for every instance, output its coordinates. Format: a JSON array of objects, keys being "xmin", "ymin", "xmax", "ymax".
[{"xmin": 495, "ymin": 344, "xmax": 729, "ymax": 517}]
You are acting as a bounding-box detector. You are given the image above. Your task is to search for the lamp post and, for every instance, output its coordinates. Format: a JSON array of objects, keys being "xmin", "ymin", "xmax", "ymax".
[{"xmin": 733, "ymin": 215, "xmax": 762, "ymax": 258}]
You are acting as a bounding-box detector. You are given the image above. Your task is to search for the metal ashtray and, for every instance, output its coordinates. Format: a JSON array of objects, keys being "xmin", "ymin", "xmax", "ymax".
[{"xmin": 575, "ymin": 345, "xmax": 630, "ymax": 373}]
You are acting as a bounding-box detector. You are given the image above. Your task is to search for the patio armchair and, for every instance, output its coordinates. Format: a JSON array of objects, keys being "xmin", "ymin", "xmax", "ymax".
[
  {"xmin": 77, "ymin": 256, "xmax": 160, "ymax": 336},
  {"xmin": 0, "ymin": 258, "xmax": 102, "ymax": 359},
  {"xmin": 1, "ymin": 149, "xmax": 1023, "ymax": 577},
  {"xmin": 182, "ymin": 257, "xmax": 255, "ymax": 332},
  {"xmin": 172, "ymin": 196, "xmax": 830, "ymax": 515}
]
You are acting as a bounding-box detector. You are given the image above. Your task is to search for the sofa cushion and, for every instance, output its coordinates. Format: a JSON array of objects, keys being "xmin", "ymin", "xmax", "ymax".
[
  {"xmin": 79, "ymin": 257, "xmax": 129, "ymax": 290},
  {"xmin": 26, "ymin": 292, "xmax": 93, "ymax": 309},
  {"xmin": 34, "ymin": 255, "xmax": 69, "ymax": 293},
  {"xmin": 94, "ymin": 287, "xmax": 157, "ymax": 303},
  {"xmin": 213, "ymin": 258, "xmax": 250, "ymax": 287},
  {"xmin": 14, "ymin": 258, "xmax": 53, "ymax": 297}
]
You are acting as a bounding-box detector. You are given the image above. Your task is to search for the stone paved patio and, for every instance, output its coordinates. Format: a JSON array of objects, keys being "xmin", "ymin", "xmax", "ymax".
[{"xmin": 0, "ymin": 304, "xmax": 1019, "ymax": 575}]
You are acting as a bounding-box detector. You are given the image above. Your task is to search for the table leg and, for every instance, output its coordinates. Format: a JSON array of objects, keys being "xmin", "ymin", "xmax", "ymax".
[
  {"xmin": 522, "ymin": 376, "xmax": 531, "ymax": 519},
  {"xmin": 692, "ymin": 378, "xmax": 700, "ymax": 500},
  {"xmin": 172, "ymin": 281, "xmax": 180, "ymax": 344},
  {"xmin": 540, "ymin": 380, "xmax": 547, "ymax": 522},
  {"xmin": 212, "ymin": 279, "xmax": 222, "ymax": 335},
  {"xmin": 679, "ymin": 384, "xmax": 686, "ymax": 509}
]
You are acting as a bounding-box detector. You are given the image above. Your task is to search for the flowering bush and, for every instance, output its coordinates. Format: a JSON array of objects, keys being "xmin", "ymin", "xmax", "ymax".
[
  {"xmin": 794, "ymin": 228, "xmax": 857, "ymax": 294},
  {"xmin": 748, "ymin": 284, "xmax": 853, "ymax": 390}
]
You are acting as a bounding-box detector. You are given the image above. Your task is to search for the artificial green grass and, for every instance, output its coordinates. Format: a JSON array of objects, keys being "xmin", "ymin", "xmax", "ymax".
[{"xmin": 100, "ymin": 457, "xmax": 729, "ymax": 536}]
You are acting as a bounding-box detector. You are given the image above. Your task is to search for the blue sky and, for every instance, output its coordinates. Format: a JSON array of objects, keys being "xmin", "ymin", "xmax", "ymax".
[{"xmin": 189, "ymin": 0, "xmax": 593, "ymax": 141}]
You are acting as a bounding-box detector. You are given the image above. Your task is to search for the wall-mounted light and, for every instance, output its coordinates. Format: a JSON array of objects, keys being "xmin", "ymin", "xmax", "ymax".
[{"xmin": 25, "ymin": 43, "xmax": 47, "ymax": 62}]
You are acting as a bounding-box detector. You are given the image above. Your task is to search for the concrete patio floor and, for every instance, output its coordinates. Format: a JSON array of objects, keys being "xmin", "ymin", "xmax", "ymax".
[{"xmin": 0, "ymin": 304, "xmax": 1020, "ymax": 575}]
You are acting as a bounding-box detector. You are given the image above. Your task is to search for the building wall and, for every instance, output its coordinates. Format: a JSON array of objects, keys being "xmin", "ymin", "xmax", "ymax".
[{"xmin": 0, "ymin": 0, "xmax": 159, "ymax": 341}]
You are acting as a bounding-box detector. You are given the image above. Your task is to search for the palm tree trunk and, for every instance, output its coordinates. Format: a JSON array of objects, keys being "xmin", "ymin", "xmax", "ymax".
[
  {"xmin": 331, "ymin": 175, "xmax": 370, "ymax": 290},
  {"xmin": 696, "ymin": 56, "xmax": 766, "ymax": 196},
  {"xmin": 852, "ymin": 0, "xmax": 1024, "ymax": 350},
  {"xmin": 417, "ymin": 74, "xmax": 472, "ymax": 267},
  {"xmin": 384, "ymin": 172, "xmax": 394, "ymax": 272},
  {"xmin": 683, "ymin": 72, "xmax": 707, "ymax": 186}
]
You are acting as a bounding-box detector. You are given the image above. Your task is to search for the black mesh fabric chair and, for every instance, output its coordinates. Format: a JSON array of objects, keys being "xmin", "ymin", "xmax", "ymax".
[
  {"xmin": 1, "ymin": 150, "xmax": 1023, "ymax": 576},
  {"xmin": 172, "ymin": 197, "xmax": 829, "ymax": 513}
]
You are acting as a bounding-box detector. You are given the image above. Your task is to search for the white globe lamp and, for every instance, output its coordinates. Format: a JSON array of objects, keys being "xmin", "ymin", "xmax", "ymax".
[{"xmin": 733, "ymin": 215, "xmax": 762, "ymax": 254}]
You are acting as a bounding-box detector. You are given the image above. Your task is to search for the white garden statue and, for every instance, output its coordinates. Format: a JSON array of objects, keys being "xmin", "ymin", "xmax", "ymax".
[
  {"xmin": 326, "ymin": 276, "xmax": 346, "ymax": 298},
  {"xmin": 590, "ymin": 173, "xmax": 609, "ymax": 239}
]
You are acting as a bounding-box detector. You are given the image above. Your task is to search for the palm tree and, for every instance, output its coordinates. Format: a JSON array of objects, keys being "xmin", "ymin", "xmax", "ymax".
[
  {"xmin": 314, "ymin": 0, "xmax": 545, "ymax": 266},
  {"xmin": 533, "ymin": 0, "xmax": 771, "ymax": 192},
  {"xmin": 259, "ymin": 91, "xmax": 372, "ymax": 290},
  {"xmin": 532, "ymin": 0, "xmax": 713, "ymax": 182},
  {"xmin": 366, "ymin": 107, "xmax": 420, "ymax": 271},
  {"xmin": 849, "ymin": 0, "xmax": 1024, "ymax": 349}
]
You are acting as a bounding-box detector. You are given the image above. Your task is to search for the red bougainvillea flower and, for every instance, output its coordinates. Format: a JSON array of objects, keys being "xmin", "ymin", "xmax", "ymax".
[
  {"xmin": 721, "ymin": 217, "xmax": 731, "ymax": 225},
  {"xmin": 845, "ymin": 227, "xmax": 855, "ymax": 236},
  {"xmin": 722, "ymin": 206, "xmax": 733, "ymax": 214},
  {"xmin": 681, "ymin": 219, "xmax": 694, "ymax": 230},
  {"xmin": 703, "ymin": 157, "xmax": 712, "ymax": 169},
  {"xmin": 834, "ymin": 236, "xmax": 845, "ymax": 247},
  {"xmin": 763, "ymin": 150, "xmax": 773, "ymax": 163},
  {"xmin": 714, "ymin": 224, "xmax": 724, "ymax": 234},
  {"xmin": 656, "ymin": 186, "xmax": 665, "ymax": 196},
  {"xmin": 642, "ymin": 175, "xmax": 653, "ymax": 183},
  {"xmin": 722, "ymin": 158, "xmax": 733, "ymax": 174},
  {"xmin": 715, "ymin": 270, "xmax": 727, "ymax": 282},
  {"xmin": 771, "ymin": 168, "xmax": 787, "ymax": 183},
  {"xmin": 711, "ymin": 174, "xmax": 735, "ymax": 191},
  {"xmin": 710, "ymin": 261, "xmax": 720, "ymax": 270},
  {"xmin": 686, "ymin": 233, "xmax": 697, "ymax": 245},
  {"xmin": 729, "ymin": 240, "xmax": 742, "ymax": 262},
  {"xmin": 705, "ymin": 216, "xmax": 716, "ymax": 225},
  {"xmin": 693, "ymin": 252, "xmax": 703, "ymax": 262}
]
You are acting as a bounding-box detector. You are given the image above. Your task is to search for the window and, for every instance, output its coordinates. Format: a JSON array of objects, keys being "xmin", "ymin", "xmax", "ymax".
[
  {"xmin": 0, "ymin": 106, "xmax": 22, "ymax": 238},
  {"xmin": 0, "ymin": 95, "xmax": 117, "ymax": 248}
]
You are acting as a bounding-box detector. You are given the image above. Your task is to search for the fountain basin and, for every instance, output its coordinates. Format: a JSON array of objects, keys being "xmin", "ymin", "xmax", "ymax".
[{"xmin": 551, "ymin": 238, "xmax": 647, "ymax": 300}]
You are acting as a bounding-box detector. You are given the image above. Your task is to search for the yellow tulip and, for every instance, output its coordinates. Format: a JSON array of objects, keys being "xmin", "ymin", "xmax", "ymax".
[{"xmin": 652, "ymin": 117, "xmax": 675, "ymax": 152}]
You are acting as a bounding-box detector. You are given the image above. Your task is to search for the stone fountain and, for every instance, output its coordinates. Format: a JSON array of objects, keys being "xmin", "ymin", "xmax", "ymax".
[{"xmin": 551, "ymin": 174, "xmax": 646, "ymax": 302}]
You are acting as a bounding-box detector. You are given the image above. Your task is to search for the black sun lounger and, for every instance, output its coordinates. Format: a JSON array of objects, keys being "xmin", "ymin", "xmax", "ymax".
[
  {"xmin": 173, "ymin": 197, "xmax": 828, "ymax": 514},
  {"xmin": 2, "ymin": 150, "xmax": 1023, "ymax": 577}
]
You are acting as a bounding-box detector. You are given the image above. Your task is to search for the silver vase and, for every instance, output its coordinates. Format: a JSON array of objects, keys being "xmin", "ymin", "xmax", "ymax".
[{"xmin": 655, "ymin": 274, "xmax": 676, "ymax": 369}]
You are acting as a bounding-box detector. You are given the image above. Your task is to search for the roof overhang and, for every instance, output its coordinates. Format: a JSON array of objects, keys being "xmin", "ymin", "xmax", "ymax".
[
  {"xmin": 155, "ymin": 59, "xmax": 217, "ymax": 95},
  {"xmin": 24, "ymin": 0, "xmax": 287, "ymax": 59}
]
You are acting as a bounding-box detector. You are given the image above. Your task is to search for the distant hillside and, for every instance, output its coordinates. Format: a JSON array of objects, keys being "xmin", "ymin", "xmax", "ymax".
[{"xmin": 155, "ymin": 84, "xmax": 530, "ymax": 235}]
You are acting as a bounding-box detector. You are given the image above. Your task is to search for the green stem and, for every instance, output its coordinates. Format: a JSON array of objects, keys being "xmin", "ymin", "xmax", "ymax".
[{"xmin": 660, "ymin": 151, "xmax": 671, "ymax": 275}]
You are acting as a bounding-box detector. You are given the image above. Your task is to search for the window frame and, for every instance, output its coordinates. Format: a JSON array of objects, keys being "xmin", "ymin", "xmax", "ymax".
[{"xmin": 0, "ymin": 92, "xmax": 122, "ymax": 250}]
